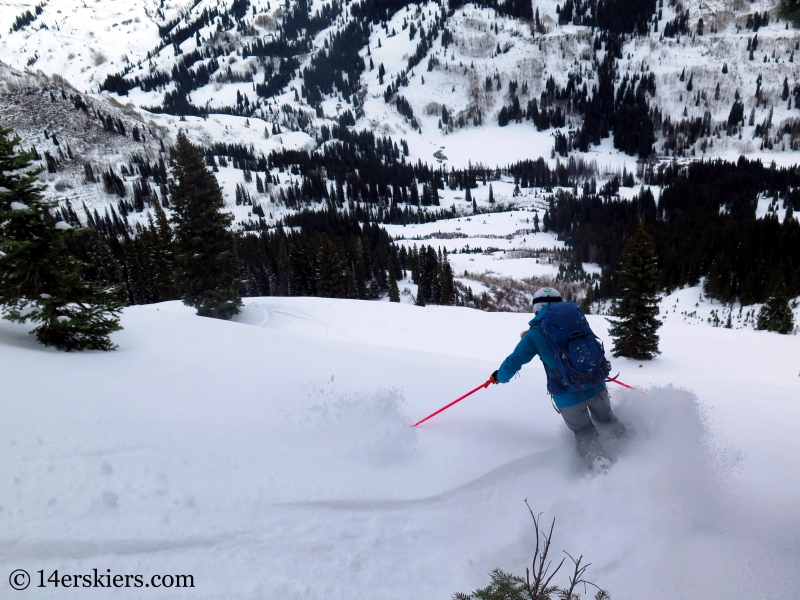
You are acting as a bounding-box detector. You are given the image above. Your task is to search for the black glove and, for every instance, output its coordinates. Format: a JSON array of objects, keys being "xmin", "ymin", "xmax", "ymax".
[{"xmin": 490, "ymin": 370, "xmax": 499, "ymax": 384}]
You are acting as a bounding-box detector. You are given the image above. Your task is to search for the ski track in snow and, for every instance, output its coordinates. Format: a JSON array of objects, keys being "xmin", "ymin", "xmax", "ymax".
[{"xmin": 235, "ymin": 302, "xmax": 358, "ymax": 342}]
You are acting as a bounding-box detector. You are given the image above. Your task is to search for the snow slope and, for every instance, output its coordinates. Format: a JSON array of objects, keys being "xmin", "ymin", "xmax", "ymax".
[{"xmin": 1, "ymin": 296, "xmax": 799, "ymax": 598}]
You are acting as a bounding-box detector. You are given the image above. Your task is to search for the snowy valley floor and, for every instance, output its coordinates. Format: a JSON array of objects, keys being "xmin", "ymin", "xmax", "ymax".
[{"xmin": 1, "ymin": 297, "xmax": 799, "ymax": 599}]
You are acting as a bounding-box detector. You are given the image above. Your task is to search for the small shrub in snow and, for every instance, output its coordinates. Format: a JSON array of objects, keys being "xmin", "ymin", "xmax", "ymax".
[
  {"xmin": 454, "ymin": 502, "xmax": 609, "ymax": 600},
  {"xmin": 90, "ymin": 49, "xmax": 107, "ymax": 66}
]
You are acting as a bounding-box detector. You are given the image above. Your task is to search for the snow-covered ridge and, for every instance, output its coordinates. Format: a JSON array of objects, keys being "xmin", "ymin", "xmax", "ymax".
[
  {"xmin": 0, "ymin": 61, "xmax": 169, "ymax": 219},
  {"xmin": 3, "ymin": 0, "xmax": 799, "ymax": 164},
  {"xmin": 0, "ymin": 59, "xmax": 317, "ymax": 226}
]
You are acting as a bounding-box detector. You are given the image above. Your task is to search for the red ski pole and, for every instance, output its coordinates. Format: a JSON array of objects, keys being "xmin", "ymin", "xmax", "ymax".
[
  {"xmin": 606, "ymin": 377, "xmax": 646, "ymax": 395},
  {"xmin": 411, "ymin": 378, "xmax": 494, "ymax": 427}
]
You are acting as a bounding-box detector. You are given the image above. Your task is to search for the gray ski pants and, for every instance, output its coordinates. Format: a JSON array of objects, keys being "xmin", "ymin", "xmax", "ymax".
[{"xmin": 558, "ymin": 389, "xmax": 624, "ymax": 463}]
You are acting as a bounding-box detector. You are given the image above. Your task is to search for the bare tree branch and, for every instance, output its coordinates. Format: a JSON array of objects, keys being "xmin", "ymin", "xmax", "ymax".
[{"xmin": 524, "ymin": 499, "xmax": 565, "ymax": 599}]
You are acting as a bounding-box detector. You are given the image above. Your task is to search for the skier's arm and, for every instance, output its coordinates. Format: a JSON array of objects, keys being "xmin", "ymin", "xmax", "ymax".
[{"xmin": 494, "ymin": 331, "xmax": 539, "ymax": 383}]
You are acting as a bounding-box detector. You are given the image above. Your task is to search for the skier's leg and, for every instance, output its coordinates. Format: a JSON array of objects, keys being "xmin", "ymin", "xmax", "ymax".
[
  {"xmin": 560, "ymin": 401, "xmax": 608, "ymax": 465},
  {"xmin": 586, "ymin": 389, "xmax": 626, "ymax": 439}
]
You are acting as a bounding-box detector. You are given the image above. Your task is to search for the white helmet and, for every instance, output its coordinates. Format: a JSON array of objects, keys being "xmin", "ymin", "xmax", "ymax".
[{"xmin": 532, "ymin": 287, "xmax": 562, "ymax": 314}]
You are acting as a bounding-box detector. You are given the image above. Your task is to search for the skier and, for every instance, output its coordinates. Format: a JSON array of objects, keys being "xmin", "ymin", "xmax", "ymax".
[{"xmin": 490, "ymin": 287, "xmax": 625, "ymax": 472}]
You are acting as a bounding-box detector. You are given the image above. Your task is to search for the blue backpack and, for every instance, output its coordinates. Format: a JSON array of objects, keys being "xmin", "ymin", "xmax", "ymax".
[{"xmin": 532, "ymin": 302, "xmax": 611, "ymax": 396}]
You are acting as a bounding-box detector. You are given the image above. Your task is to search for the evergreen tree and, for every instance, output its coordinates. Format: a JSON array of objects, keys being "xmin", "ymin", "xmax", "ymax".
[
  {"xmin": 488, "ymin": 183, "xmax": 494, "ymax": 204},
  {"xmin": 121, "ymin": 231, "xmax": 150, "ymax": 304},
  {"xmin": 440, "ymin": 250, "xmax": 456, "ymax": 305},
  {"xmin": 170, "ymin": 131, "xmax": 242, "ymax": 319},
  {"xmin": 80, "ymin": 218, "xmax": 124, "ymax": 288},
  {"xmin": 146, "ymin": 197, "xmax": 179, "ymax": 301},
  {"xmin": 607, "ymin": 220, "xmax": 662, "ymax": 359},
  {"xmin": 756, "ymin": 285, "xmax": 795, "ymax": 334},
  {"xmin": 414, "ymin": 288, "xmax": 426, "ymax": 306},
  {"xmin": 410, "ymin": 182, "xmax": 420, "ymax": 206},
  {"xmin": 780, "ymin": 0, "xmax": 800, "ymax": 26},
  {"xmin": 388, "ymin": 263, "xmax": 400, "ymax": 302},
  {"xmin": 579, "ymin": 285, "xmax": 594, "ymax": 314},
  {"xmin": 353, "ymin": 239, "xmax": 368, "ymax": 299},
  {"xmin": 0, "ymin": 127, "xmax": 124, "ymax": 350},
  {"xmin": 315, "ymin": 235, "xmax": 347, "ymax": 298},
  {"xmin": 390, "ymin": 245, "xmax": 403, "ymax": 281}
]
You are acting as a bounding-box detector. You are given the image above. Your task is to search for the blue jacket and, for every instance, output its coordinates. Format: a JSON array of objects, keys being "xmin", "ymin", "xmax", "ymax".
[{"xmin": 496, "ymin": 304, "xmax": 606, "ymax": 409}]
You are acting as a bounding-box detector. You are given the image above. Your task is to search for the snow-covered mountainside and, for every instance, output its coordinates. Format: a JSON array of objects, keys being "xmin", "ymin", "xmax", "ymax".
[
  {"xmin": 0, "ymin": 59, "xmax": 315, "ymax": 227},
  {"xmin": 2, "ymin": 0, "xmax": 797, "ymax": 150},
  {"xmin": 1, "ymin": 295, "xmax": 799, "ymax": 598},
  {"xmin": 3, "ymin": 0, "xmax": 800, "ymax": 222}
]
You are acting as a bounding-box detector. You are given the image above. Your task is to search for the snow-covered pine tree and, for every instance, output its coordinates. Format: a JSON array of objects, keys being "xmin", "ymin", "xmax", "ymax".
[
  {"xmin": 170, "ymin": 131, "xmax": 242, "ymax": 320},
  {"xmin": 607, "ymin": 219, "xmax": 662, "ymax": 359},
  {"xmin": 0, "ymin": 127, "xmax": 124, "ymax": 350},
  {"xmin": 756, "ymin": 284, "xmax": 795, "ymax": 334}
]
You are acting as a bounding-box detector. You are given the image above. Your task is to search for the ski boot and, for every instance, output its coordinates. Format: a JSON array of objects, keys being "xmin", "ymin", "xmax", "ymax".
[{"xmin": 589, "ymin": 455, "xmax": 612, "ymax": 475}]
